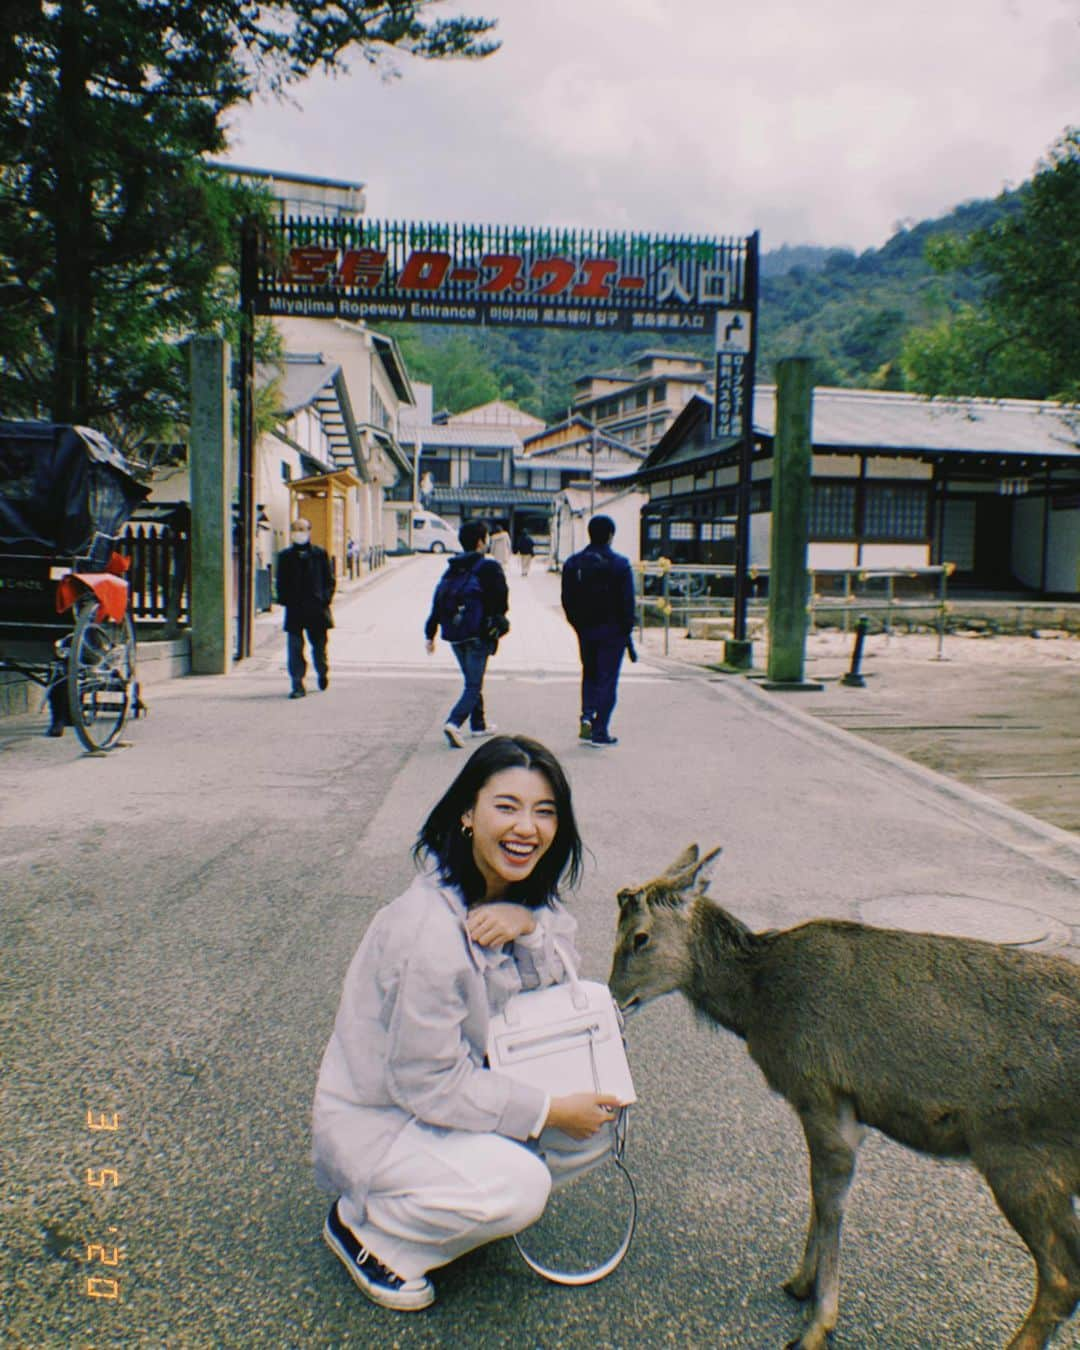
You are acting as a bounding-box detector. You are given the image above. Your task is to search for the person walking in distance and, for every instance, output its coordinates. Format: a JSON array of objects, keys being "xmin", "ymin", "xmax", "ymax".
[
  {"xmin": 276, "ymin": 517, "xmax": 336, "ymax": 699},
  {"xmin": 515, "ymin": 527, "xmax": 535, "ymax": 577},
  {"xmin": 488, "ymin": 522, "xmax": 512, "ymax": 569},
  {"xmin": 560, "ymin": 515, "xmax": 635, "ymax": 748},
  {"xmin": 425, "ymin": 519, "xmax": 509, "ymax": 747}
]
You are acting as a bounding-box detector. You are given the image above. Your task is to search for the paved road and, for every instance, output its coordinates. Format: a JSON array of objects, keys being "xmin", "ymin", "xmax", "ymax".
[{"xmin": 2, "ymin": 556, "xmax": 1078, "ymax": 1349}]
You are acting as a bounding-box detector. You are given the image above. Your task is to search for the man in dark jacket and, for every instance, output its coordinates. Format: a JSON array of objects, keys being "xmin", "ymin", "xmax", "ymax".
[
  {"xmin": 275, "ymin": 517, "xmax": 336, "ymax": 699},
  {"xmin": 424, "ymin": 519, "xmax": 509, "ymax": 748},
  {"xmin": 561, "ymin": 515, "xmax": 635, "ymax": 748}
]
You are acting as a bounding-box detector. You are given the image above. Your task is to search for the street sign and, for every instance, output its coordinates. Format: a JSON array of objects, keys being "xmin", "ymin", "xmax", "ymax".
[
  {"xmin": 254, "ymin": 218, "xmax": 754, "ymax": 334},
  {"xmin": 715, "ymin": 309, "xmax": 752, "ymax": 354}
]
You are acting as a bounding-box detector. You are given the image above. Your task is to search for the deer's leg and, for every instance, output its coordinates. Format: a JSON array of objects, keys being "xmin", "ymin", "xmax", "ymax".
[
  {"xmin": 784, "ymin": 1205, "xmax": 818, "ymax": 1302},
  {"xmin": 785, "ymin": 1099, "xmax": 863, "ymax": 1350},
  {"xmin": 982, "ymin": 1150, "xmax": 1080, "ymax": 1350}
]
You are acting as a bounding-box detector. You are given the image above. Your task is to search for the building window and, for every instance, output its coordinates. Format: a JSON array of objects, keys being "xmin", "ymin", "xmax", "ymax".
[
  {"xmin": 864, "ymin": 483, "xmax": 928, "ymax": 540},
  {"xmin": 669, "ymin": 521, "xmax": 695, "ymax": 541},
  {"xmin": 652, "ymin": 383, "xmax": 666, "ymax": 403},
  {"xmin": 280, "ymin": 461, "xmax": 291, "ymax": 482},
  {"xmin": 635, "ymin": 390, "xmax": 648, "ymax": 408},
  {"xmin": 419, "ymin": 455, "xmax": 451, "ymax": 485},
  {"xmin": 371, "ymin": 387, "xmax": 392, "ymax": 432},
  {"xmin": 646, "ymin": 520, "xmax": 663, "ymax": 540},
  {"xmin": 469, "ymin": 452, "xmax": 503, "ymax": 485},
  {"xmin": 810, "ymin": 482, "xmax": 856, "ymax": 538},
  {"xmin": 701, "ymin": 521, "xmax": 736, "ymax": 541}
]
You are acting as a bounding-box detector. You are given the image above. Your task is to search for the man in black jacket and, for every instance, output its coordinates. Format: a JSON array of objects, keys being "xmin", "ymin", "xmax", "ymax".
[
  {"xmin": 275, "ymin": 517, "xmax": 336, "ymax": 699},
  {"xmin": 424, "ymin": 519, "xmax": 509, "ymax": 747},
  {"xmin": 560, "ymin": 515, "xmax": 635, "ymax": 748}
]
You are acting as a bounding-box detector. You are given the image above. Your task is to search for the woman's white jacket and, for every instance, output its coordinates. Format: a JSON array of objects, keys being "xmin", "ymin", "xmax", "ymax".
[{"xmin": 311, "ymin": 870, "xmax": 578, "ymax": 1220}]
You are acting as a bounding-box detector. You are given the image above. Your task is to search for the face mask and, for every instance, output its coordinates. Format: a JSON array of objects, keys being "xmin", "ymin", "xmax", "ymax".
[{"xmin": 292, "ymin": 532, "xmax": 310, "ymax": 546}]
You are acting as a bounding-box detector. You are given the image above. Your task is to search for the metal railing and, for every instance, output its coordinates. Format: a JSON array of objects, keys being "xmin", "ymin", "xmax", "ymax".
[{"xmin": 634, "ymin": 560, "xmax": 954, "ymax": 657}]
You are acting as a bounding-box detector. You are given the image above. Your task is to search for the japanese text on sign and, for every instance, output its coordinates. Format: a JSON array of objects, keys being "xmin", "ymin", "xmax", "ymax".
[{"xmin": 256, "ymin": 219, "xmax": 751, "ymax": 333}]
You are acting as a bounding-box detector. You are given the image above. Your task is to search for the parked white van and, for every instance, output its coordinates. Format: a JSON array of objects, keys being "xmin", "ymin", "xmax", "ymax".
[{"xmin": 410, "ymin": 510, "xmax": 458, "ymax": 553}]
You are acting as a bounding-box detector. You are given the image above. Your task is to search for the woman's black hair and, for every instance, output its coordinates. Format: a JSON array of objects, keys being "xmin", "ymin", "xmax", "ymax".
[{"xmin": 413, "ymin": 734, "xmax": 583, "ymax": 907}]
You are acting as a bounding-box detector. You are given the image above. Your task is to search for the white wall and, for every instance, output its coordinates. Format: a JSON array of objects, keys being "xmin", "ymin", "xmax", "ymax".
[
  {"xmin": 808, "ymin": 542, "xmax": 858, "ymax": 569},
  {"xmin": 552, "ymin": 490, "xmax": 646, "ymax": 565},
  {"xmin": 859, "ymin": 543, "xmax": 930, "ymax": 568}
]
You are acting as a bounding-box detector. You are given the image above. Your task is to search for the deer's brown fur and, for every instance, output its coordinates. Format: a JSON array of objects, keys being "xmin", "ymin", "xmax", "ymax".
[{"xmin": 608, "ymin": 845, "xmax": 1080, "ymax": 1350}]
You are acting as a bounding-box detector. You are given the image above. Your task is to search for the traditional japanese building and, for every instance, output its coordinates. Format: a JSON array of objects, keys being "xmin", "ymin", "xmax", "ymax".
[
  {"xmin": 626, "ymin": 386, "xmax": 1080, "ymax": 594},
  {"xmin": 570, "ymin": 349, "xmax": 711, "ymax": 454}
]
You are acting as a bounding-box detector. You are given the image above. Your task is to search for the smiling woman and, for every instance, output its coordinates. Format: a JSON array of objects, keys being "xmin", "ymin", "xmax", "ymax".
[
  {"xmin": 311, "ymin": 735, "xmax": 622, "ymax": 1313},
  {"xmin": 462, "ymin": 767, "xmax": 559, "ymax": 905}
]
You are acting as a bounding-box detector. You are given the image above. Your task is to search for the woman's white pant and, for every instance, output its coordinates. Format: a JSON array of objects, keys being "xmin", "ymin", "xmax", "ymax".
[{"xmin": 338, "ymin": 1118, "xmax": 611, "ymax": 1281}]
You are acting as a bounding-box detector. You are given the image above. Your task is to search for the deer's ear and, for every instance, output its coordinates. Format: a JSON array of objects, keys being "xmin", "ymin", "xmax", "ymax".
[
  {"xmin": 691, "ymin": 846, "xmax": 723, "ymax": 895},
  {"xmin": 663, "ymin": 844, "xmax": 699, "ymax": 878},
  {"xmin": 616, "ymin": 886, "xmax": 643, "ymax": 915}
]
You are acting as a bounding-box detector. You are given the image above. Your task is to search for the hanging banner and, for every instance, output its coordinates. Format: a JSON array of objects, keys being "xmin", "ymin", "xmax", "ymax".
[{"xmin": 255, "ymin": 218, "xmax": 753, "ymax": 333}]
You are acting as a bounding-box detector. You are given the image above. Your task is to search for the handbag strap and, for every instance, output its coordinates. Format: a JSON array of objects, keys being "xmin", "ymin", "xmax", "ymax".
[
  {"xmin": 513, "ymin": 1152, "xmax": 637, "ymax": 1286},
  {"xmin": 514, "ymin": 1013, "xmax": 636, "ymax": 1286},
  {"xmin": 553, "ymin": 936, "xmax": 588, "ymax": 1010}
]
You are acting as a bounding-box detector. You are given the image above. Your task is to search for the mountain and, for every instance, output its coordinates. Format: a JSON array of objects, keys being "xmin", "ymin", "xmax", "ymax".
[{"xmin": 383, "ymin": 190, "xmax": 1021, "ymax": 417}]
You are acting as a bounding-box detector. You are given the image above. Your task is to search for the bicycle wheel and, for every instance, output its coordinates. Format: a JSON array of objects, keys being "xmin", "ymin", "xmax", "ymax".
[{"xmin": 67, "ymin": 598, "xmax": 136, "ymax": 752}]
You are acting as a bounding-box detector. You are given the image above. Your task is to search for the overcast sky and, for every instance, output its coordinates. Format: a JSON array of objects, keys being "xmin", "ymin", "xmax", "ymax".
[{"xmin": 225, "ymin": 0, "xmax": 1080, "ymax": 254}]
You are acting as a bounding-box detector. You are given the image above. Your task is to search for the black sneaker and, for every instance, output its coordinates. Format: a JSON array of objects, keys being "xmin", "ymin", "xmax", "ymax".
[
  {"xmin": 579, "ymin": 717, "xmax": 593, "ymax": 741},
  {"xmin": 318, "ymin": 672, "xmax": 329, "ymax": 691},
  {"xmin": 323, "ymin": 1202, "xmax": 434, "ymax": 1311},
  {"xmin": 587, "ymin": 733, "xmax": 619, "ymax": 748},
  {"xmin": 288, "ymin": 687, "xmax": 306, "ymax": 699}
]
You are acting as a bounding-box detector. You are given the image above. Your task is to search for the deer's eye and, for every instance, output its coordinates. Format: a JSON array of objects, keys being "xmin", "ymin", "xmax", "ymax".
[{"xmin": 633, "ymin": 931, "xmax": 650, "ymax": 952}]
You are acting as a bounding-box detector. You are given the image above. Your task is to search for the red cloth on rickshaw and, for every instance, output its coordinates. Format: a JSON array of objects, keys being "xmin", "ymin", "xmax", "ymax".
[{"xmin": 55, "ymin": 551, "xmax": 130, "ymax": 622}]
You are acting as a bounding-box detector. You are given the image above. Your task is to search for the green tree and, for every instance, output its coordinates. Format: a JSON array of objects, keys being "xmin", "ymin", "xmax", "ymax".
[
  {"xmin": 901, "ymin": 306, "xmax": 1052, "ymax": 399},
  {"xmin": 901, "ymin": 128, "xmax": 1080, "ymax": 400},
  {"xmin": 0, "ymin": 0, "xmax": 496, "ymax": 444}
]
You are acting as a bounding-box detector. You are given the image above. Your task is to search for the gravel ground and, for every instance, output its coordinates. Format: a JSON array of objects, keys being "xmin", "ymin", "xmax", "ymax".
[{"xmin": 642, "ymin": 626, "xmax": 1080, "ymax": 836}]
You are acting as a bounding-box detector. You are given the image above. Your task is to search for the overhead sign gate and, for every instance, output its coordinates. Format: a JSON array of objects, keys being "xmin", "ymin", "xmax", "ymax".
[{"xmin": 235, "ymin": 218, "xmax": 759, "ymax": 655}]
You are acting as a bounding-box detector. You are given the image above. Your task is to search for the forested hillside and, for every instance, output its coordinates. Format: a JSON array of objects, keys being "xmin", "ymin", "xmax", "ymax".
[{"xmin": 383, "ymin": 190, "xmax": 1021, "ymax": 420}]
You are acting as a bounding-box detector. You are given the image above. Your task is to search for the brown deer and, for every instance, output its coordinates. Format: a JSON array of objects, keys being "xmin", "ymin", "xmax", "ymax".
[{"xmin": 608, "ymin": 844, "xmax": 1080, "ymax": 1350}]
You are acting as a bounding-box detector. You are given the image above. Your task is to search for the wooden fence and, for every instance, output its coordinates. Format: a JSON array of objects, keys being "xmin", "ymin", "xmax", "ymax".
[{"xmin": 120, "ymin": 517, "xmax": 190, "ymax": 628}]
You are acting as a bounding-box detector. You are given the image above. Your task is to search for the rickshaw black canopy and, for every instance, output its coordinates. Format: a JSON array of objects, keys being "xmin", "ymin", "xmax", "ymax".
[{"xmin": 0, "ymin": 421, "xmax": 149, "ymax": 563}]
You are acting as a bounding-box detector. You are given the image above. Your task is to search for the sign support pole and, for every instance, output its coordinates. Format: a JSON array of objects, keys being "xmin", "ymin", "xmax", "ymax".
[{"xmin": 724, "ymin": 230, "xmax": 759, "ymax": 668}]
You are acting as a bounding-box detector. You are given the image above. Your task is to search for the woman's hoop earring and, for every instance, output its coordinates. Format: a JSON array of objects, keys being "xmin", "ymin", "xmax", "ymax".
[{"xmin": 461, "ymin": 824, "xmax": 473, "ymax": 839}]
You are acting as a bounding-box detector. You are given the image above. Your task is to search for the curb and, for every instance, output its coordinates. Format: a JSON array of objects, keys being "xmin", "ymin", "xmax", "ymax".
[{"xmin": 701, "ymin": 664, "xmax": 1080, "ymax": 887}]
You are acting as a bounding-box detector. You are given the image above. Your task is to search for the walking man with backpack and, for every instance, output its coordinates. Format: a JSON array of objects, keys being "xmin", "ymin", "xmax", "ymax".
[
  {"xmin": 560, "ymin": 515, "xmax": 635, "ymax": 748},
  {"xmin": 425, "ymin": 520, "xmax": 509, "ymax": 748}
]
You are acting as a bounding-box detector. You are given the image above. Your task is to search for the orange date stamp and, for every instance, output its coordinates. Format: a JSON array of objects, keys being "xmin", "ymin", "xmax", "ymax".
[{"xmin": 83, "ymin": 1108, "xmax": 125, "ymax": 1303}]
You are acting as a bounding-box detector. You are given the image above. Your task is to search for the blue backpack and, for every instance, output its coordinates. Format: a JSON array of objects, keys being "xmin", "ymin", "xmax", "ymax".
[{"xmin": 435, "ymin": 562, "xmax": 485, "ymax": 642}]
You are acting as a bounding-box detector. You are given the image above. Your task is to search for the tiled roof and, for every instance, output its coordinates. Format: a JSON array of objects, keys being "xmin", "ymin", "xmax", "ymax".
[
  {"xmin": 427, "ymin": 485, "xmax": 554, "ymax": 507},
  {"xmin": 398, "ymin": 423, "xmax": 522, "ymax": 450},
  {"xmin": 258, "ymin": 355, "xmax": 339, "ymax": 417},
  {"xmin": 754, "ymin": 385, "xmax": 1080, "ymax": 459}
]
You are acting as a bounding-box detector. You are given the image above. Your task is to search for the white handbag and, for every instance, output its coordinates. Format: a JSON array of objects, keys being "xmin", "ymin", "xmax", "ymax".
[{"xmin": 486, "ymin": 945, "xmax": 637, "ymax": 1284}]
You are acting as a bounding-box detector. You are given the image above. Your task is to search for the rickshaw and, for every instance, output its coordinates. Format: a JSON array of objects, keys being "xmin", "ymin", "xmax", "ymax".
[{"xmin": 0, "ymin": 421, "xmax": 149, "ymax": 752}]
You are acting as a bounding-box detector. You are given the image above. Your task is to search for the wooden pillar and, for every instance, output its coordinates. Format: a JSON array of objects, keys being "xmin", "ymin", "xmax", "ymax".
[{"xmin": 766, "ymin": 358, "xmax": 815, "ymax": 684}]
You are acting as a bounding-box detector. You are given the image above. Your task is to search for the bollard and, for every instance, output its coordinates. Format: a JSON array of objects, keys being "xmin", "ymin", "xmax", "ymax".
[{"xmin": 841, "ymin": 615, "xmax": 870, "ymax": 687}]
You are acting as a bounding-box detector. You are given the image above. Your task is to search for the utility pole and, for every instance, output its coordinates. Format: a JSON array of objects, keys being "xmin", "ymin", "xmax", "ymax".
[{"xmin": 589, "ymin": 422, "xmax": 597, "ymax": 517}]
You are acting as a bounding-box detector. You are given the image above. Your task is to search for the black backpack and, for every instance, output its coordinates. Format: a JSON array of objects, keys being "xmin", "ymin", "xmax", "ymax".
[
  {"xmin": 435, "ymin": 562, "xmax": 485, "ymax": 642},
  {"xmin": 563, "ymin": 550, "xmax": 616, "ymax": 629}
]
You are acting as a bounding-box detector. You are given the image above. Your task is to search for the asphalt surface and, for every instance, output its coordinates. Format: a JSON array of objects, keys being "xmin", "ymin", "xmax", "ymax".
[{"xmin": 2, "ymin": 554, "xmax": 1078, "ymax": 1350}]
